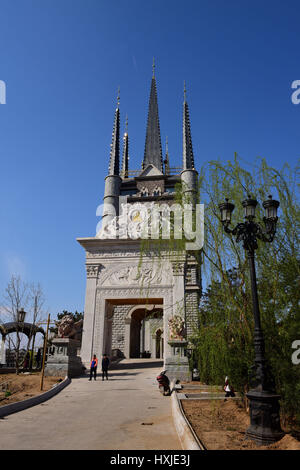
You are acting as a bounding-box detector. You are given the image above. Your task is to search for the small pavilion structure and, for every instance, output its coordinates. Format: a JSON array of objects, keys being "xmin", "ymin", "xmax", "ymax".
[{"xmin": 0, "ymin": 321, "xmax": 45, "ymax": 366}]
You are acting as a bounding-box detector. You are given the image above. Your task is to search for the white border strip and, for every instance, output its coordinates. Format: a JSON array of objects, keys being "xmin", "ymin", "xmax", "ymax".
[{"xmin": 171, "ymin": 389, "xmax": 205, "ymax": 450}]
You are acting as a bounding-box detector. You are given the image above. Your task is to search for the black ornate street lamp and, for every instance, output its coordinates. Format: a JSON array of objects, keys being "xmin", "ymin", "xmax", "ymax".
[{"xmin": 218, "ymin": 195, "xmax": 284, "ymax": 445}]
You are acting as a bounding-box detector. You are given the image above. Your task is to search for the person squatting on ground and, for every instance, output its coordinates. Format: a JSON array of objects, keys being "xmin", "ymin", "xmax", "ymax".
[
  {"xmin": 156, "ymin": 370, "xmax": 171, "ymax": 396},
  {"xmin": 102, "ymin": 354, "xmax": 110, "ymax": 381},
  {"xmin": 224, "ymin": 376, "xmax": 235, "ymax": 398},
  {"xmin": 89, "ymin": 354, "xmax": 98, "ymax": 381}
]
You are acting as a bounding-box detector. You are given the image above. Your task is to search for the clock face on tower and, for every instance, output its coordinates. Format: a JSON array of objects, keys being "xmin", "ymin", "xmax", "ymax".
[{"xmin": 132, "ymin": 210, "xmax": 142, "ymax": 223}]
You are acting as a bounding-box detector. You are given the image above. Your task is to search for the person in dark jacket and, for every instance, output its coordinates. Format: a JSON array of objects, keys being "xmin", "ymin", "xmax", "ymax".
[
  {"xmin": 102, "ymin": 354, "xmax": 110, "ymax": 381},
  {"xmin": 89, "ymin": 354, "xmax": 98, "ymax": 381}
]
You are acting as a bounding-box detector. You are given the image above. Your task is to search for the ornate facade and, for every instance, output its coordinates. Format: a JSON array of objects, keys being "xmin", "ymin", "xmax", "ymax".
[{"xmin": 77, "ymin": 68, "xmax": 202, "ymax": 380}]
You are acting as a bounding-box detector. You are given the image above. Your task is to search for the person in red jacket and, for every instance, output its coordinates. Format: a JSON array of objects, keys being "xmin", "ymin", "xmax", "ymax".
[{"xmin": 89, "ymin": 354, "xmax": 98, "ymax": 381}]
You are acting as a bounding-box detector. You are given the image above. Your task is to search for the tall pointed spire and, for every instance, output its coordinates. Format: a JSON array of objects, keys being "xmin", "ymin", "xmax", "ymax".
[
  {"xmin": 164, "ymin": 136, "xmax": 170, "ymax": 175},
  {"xmin": 143, "ymin": 61, "xmax": 163, "ymax": 172},
  {"xmin": 182, "ymin": 81, "xmax": 195, "ymax": 170},
  {"xmin": 108, "ymin": 87, "xmax": 120, "ymax": 176},
  {"xmin": 121, "ymin": 115, "xmax": 129, "ymax": 178}
]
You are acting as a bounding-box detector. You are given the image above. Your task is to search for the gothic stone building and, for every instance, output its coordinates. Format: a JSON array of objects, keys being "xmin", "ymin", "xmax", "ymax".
[{"xmin": 77, "ymin": 70, "xmax": 201, "ymax": 380}]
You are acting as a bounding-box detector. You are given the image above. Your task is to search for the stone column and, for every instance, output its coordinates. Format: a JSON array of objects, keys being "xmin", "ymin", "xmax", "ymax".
[
  {"xmin": 164, "ymin": 261, "xmax": 190, "ymax": 381},
  {"xmin": 185, "ymin": 252, "xmax": 201, "ymax": 345},
  {"xmin": 180, "ymin": 168, "xmax": 198, "ymax": 206},
  {"xmin": 0, "ymin": 336, "xmax": 6, "ymax": 365},
  {"xmin": 124, "ymin": 318, "xmax": 131, "ymax": 358},
  {"xmin": 144, "ymin": 320, "xmax": 150, "ymax": 352},
  {"xmin": 94, "ymin": 295, "xmax": 106, "ymax": 360},
  {"xmin": 80, "ymin": 264, "xmax": 101, "ymax": 367},
  {"xmin": 102, "ymin": 174, "xmax": 122, "ymax": 230},
  {"xmin": 168, "ymin": 261, "xmax": 186, "ymax": 353},
  {"xmin": 140, "ymin": 319, "xmax": 145, "ymax": 356},
  {"xmin": 151, "ymin": 334, "xmax": 156, "ymax": 359},
  {"xmin": 163, "ymin": 289, "xmax": 175, "ymax": 364}
]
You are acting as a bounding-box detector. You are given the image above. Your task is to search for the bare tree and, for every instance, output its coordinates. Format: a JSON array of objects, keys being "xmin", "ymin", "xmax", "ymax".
[
  {"xmin": 28, "ymin": 283, "xmax": 45, "ymax": 369},
  {"xmin": 2, "ymin": 275, "xmax": 29, "ymax": 373},
  {"xmin": 2, "ymin": 276, "xmax": 46, "ymax": 373}
]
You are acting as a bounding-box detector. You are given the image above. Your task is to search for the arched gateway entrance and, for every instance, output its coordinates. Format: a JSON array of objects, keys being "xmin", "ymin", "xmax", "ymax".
[
  {"xmin": 102, "ymin": 301, "xmax": 165, "ymax": 360},
  {"xmin": 129, "ymin": 308, "xmax": 163, "ymax": 359}
]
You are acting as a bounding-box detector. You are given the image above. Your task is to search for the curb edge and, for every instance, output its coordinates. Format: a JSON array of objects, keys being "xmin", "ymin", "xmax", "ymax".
[
  {"xmin": 0, "ymin": 376, "xmax": 71, "ymax": 418},
  {"xmin": 171, "ymin": 387, "xmax": 205, "ymax": 450}
]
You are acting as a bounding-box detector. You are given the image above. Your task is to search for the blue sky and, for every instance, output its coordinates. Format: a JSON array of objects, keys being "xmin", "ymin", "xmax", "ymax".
[{"xmin": 0, "ymin": 0, "xmax": 299, "ymax": 319}]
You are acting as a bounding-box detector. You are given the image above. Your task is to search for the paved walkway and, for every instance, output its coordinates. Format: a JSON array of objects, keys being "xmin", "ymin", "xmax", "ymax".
[{"xmin": 0, "ymin": 359, "xmax": 181, "ymax": 450}]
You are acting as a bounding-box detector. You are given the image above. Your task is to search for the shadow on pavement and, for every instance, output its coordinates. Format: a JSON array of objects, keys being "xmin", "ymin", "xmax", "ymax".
[
  {"xmin": 111, "ymin": 360, "xmax": 164, "ymax": 370},
  {"xmin": 106, "ymin": 372, "xmax": 139, "ymax": 376},
  {"xmin": 75, "ymin": 360, "xmax": 163, "ymax": 380}
]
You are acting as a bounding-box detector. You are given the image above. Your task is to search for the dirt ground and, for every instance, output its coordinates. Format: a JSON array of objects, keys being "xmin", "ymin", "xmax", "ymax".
[
  {"xmin": 1, "ymin": 374, "xmax": 299, "ymax": 450},
  {"xmin": 182, "ymin": 398, "xmax": 300, "ymax": 450},
  {"xmin": 0, "ymin": 373, "xmax": 64, "ymax": 406}
]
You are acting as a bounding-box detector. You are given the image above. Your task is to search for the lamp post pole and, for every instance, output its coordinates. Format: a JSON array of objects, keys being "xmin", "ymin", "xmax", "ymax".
[
  {"xmin": 40, "ymin": 314, "xmax": 50, "ymax": 391},
  {"xmin": 247, "ymin": 248, "xmax": 268, "ymax": 390},
  {"xmin": 16, "ymin": 308, "xmax": 26, "ymax": 374},
  {"xmin": 218, "ymin": 195, "xmax": 284, "ymax": 445}
]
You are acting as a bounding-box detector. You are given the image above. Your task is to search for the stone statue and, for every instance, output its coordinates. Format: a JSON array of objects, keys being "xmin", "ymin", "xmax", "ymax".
[
  {"xmin": 168, "ymin": 315, "xmax": 185, "ymax": 340},
  {"xmin": 57, "ymin": 315, "xmax": 83, "ymax": 341},
  {"xmin": 46, "ymin": 315, "xmax": 85, "ymax": 378}
]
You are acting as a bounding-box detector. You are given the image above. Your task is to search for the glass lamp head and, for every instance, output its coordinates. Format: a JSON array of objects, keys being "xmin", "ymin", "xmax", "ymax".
[
  {"xmin": 263, "ymin": 195, "xmax": 280, "ymax": 219},
  {"xmin": 242, "ymin": 195, "xmax": 258, "ymax": 220},
  {"xmin": 218, "ymin": 198, "xmax": 235, "ymax": 224}
]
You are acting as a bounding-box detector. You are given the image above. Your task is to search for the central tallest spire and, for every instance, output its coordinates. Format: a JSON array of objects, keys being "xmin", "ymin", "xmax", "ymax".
[{"xmin": 143, "ymin": 60, "xmax": 163, "ymax": 172}]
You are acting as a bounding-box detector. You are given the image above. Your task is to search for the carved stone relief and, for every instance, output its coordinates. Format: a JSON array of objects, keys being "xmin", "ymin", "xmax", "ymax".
[{"xmin": 99, "ymin": 263, "xmax": 172, "ymax": 287}]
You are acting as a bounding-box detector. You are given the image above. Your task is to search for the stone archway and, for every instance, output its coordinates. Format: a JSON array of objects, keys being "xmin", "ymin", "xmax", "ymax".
[{"xmin": 127, "ymin": 306, "xmax": 163, "ymax": 359}]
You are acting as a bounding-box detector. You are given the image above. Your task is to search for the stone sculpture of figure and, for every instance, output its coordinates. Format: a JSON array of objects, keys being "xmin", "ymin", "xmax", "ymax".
[
  {"xmin": 168, "ymin": 315, "xmax": 185, "ymax": 340},
  {"xmin": 57, "ymin": 315, "xmax": 83, "ymax": 341}
]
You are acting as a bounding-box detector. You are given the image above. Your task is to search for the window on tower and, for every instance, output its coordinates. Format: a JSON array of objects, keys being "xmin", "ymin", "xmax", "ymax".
[
  {"xmin": 140, "ymin": 187, "xmax": 149, "ymax": 197},
  {"xmin": 153, "ymin": 186, "xmax": 161, "ymax": 196}
]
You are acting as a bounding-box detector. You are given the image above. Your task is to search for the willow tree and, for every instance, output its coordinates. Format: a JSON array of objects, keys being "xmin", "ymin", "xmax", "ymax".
[{"xmin": 193, "ymin": 154, "xmax": 300, "ymax": 424}]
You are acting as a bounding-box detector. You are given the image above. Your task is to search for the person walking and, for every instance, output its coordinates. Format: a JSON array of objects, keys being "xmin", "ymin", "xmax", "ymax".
[
  {"xmin": 89, "ymin": 354, "xmax": 98, "ymax": 381},
  {"xmin": 101, "ymin": 354, "xmax": 110, "ymax": 381}
]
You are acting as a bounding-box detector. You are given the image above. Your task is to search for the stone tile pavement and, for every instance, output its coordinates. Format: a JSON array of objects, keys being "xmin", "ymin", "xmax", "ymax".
[{"xmin": 0, "ymin": 359, "xmax": 181, "ymax": 450}]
